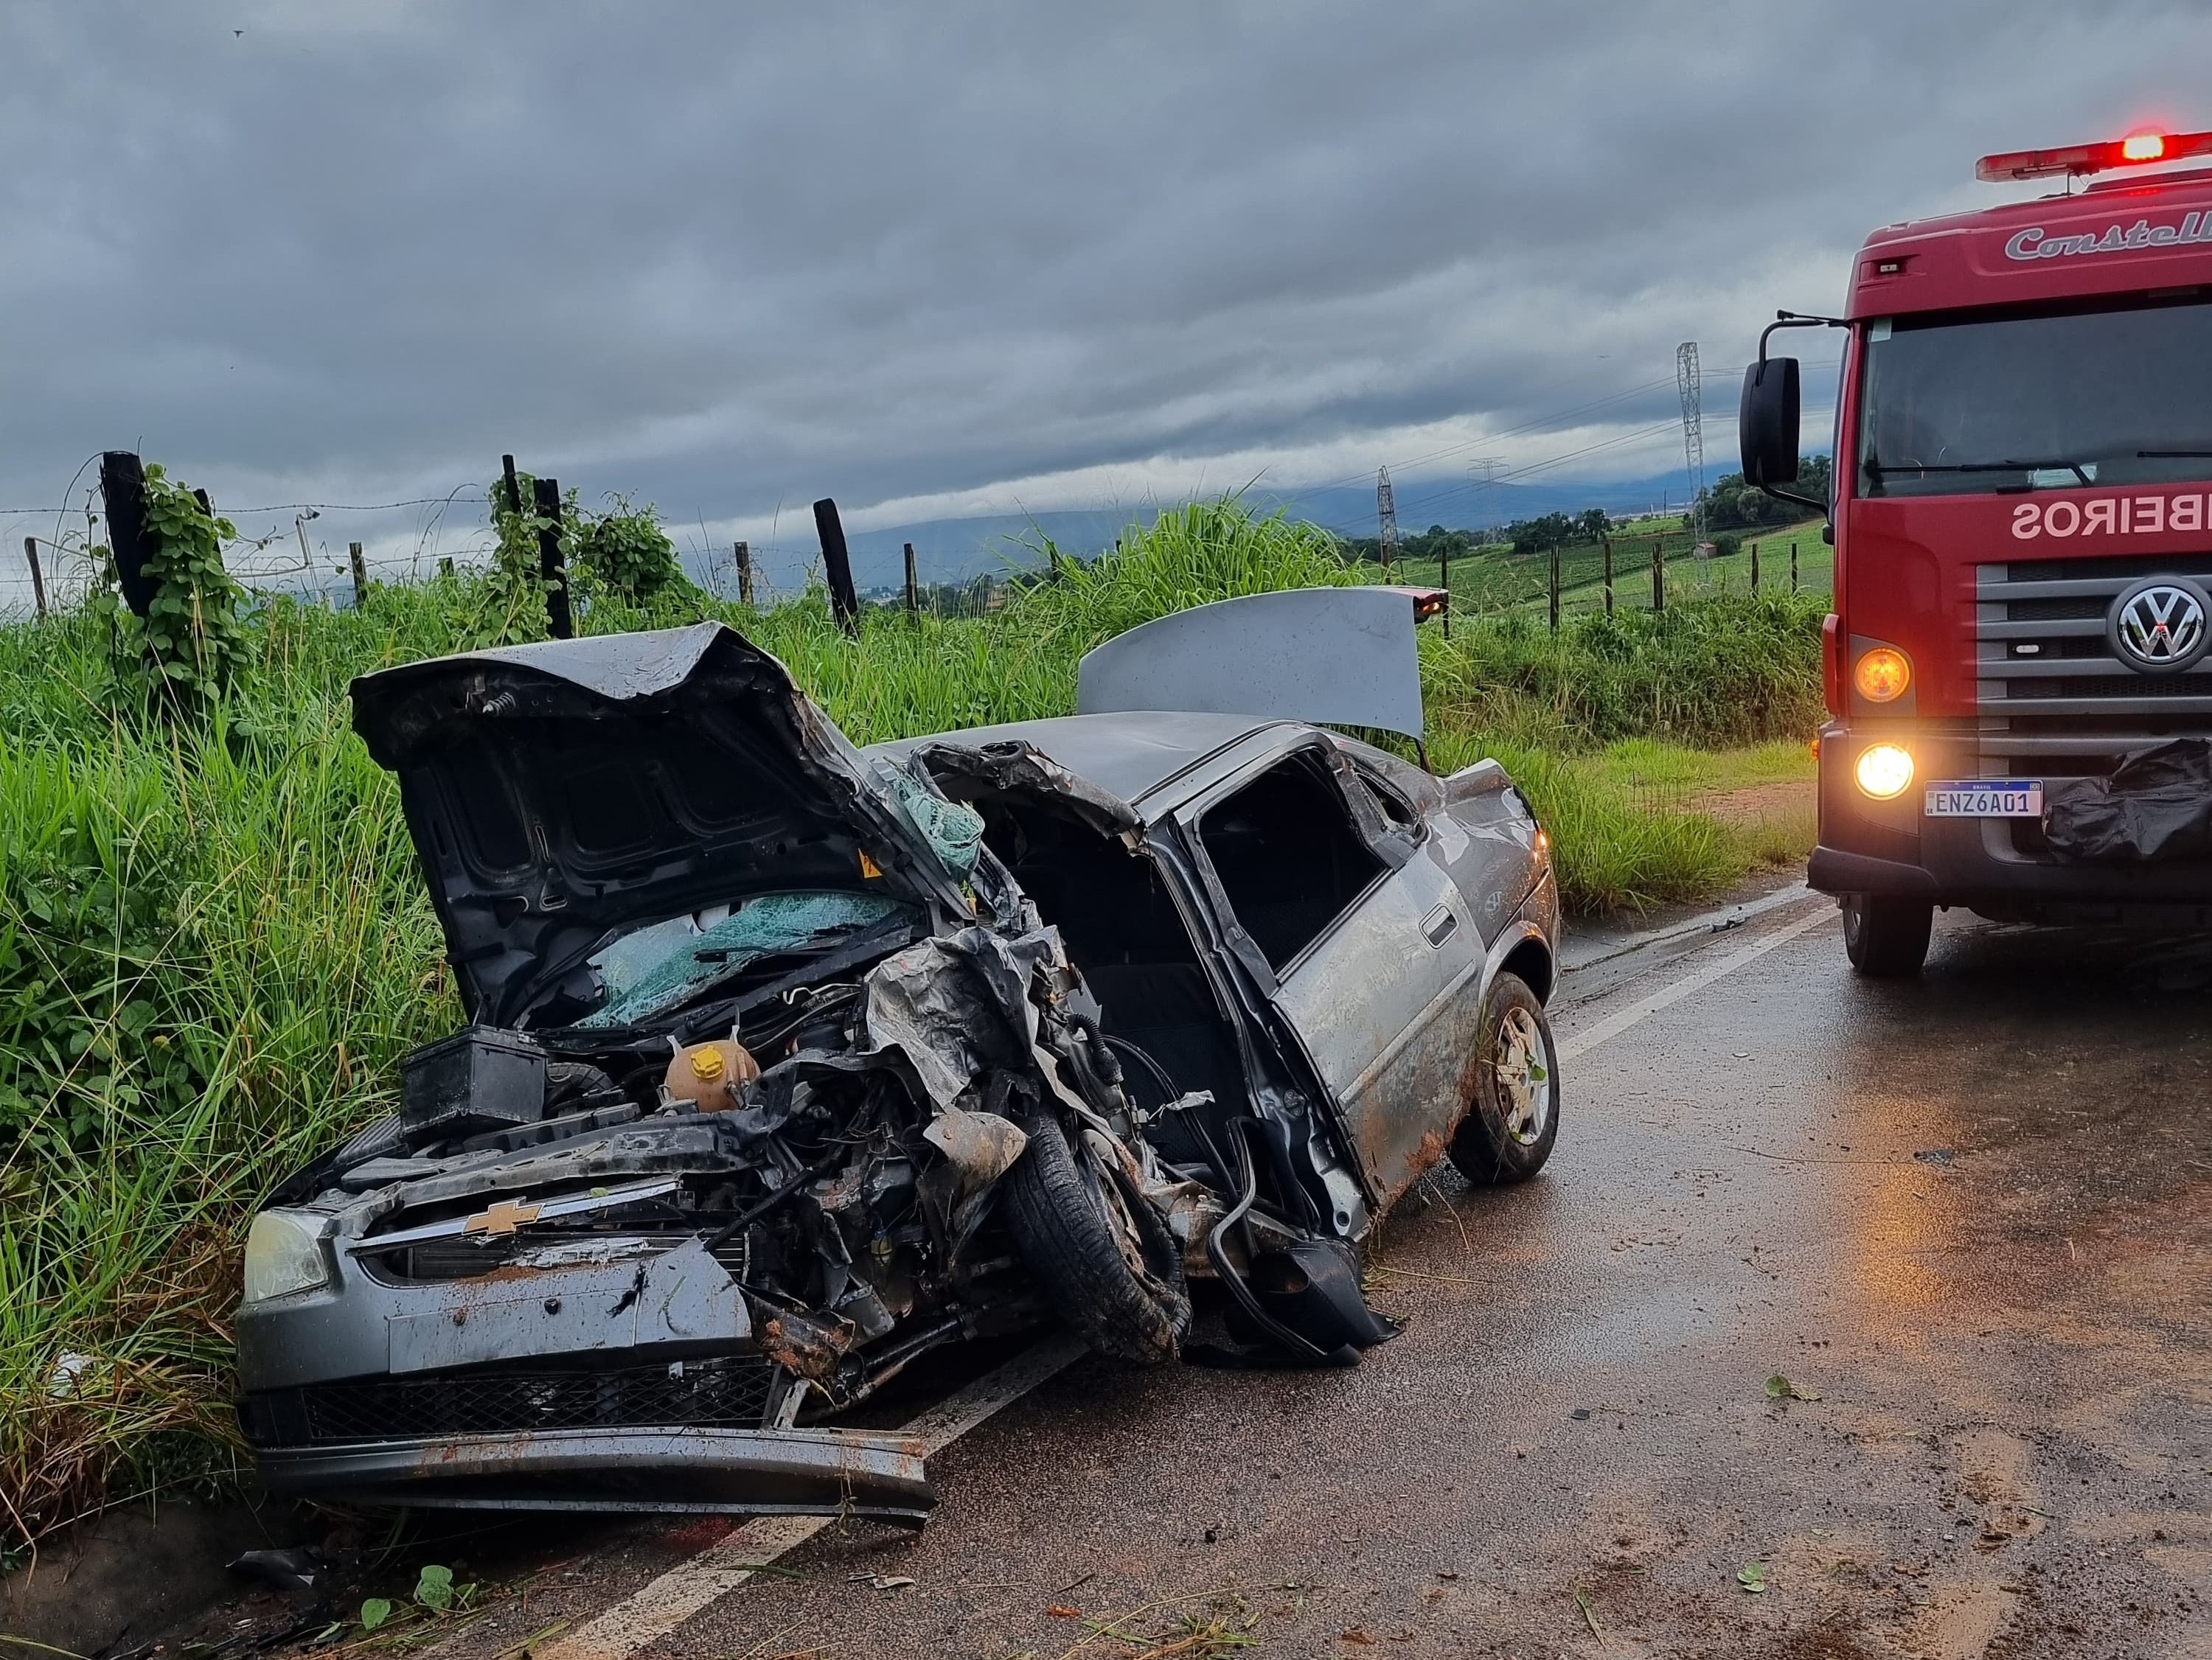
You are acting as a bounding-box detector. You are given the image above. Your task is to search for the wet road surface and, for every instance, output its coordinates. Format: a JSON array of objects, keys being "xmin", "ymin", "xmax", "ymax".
[{"xmin": 411, "ymin": 897, "xmax": 2210, "ymax": 1659}]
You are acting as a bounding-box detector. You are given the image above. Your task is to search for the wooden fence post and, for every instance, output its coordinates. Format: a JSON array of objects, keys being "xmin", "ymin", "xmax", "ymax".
[
  {"xmin": 439, "ymin": 556, "xmax": 455, "ymax": 579},
  {"xmin": 1548, "ymin": 543, "xmax": 1560, "ymax": 633},
  {"xmin": 501, "ymin": 453, "xmax": 521, "ymax": 515},
  {"xmin": 1652, "ymin": 536, "xmax": 1666, "ymax": 613},
  {"xmin": 99, "ymin": 451, "xmax": 156, "ymax": 618},
  {"xmin": 1439, "ymin": 541, "xmax": 1452, "ymax": 638},
  {"xmin": 22, "ymin": 537, "xmax": 46, "ymax": 619},
  {"xmin": 1601, "ymin": 534, "xmax": 1614, "ymax": 616},
  {"xmin": 812, "ymin": 498, "xmax": 859, "ymax": 635},
  {"xmin": 349, "ymin": 542, "xmax": 368, "ymax": 607},
  {"xmin": 734, "ymin": 542, "xmax": 753, "ymax": 607},
  {"xmin": 903, "ymin": 543, "xmax": 918, "ymax": 613},
  {"xmin": 532, "ymin": 476, "xmax": 572, "ymax": 638},
  {"xmin": 1750, "ymin": 540, "xmax": 1760, "ymax": 593},
  {"xmin": 1790, "ymin": 541, "xmax": 1798, "ymax": 593}
]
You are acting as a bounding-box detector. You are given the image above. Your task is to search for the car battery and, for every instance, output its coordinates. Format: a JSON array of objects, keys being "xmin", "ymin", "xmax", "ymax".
[{"xmin": 400, "ymin": 1026, "xmax": 547, "ymax": 1136}]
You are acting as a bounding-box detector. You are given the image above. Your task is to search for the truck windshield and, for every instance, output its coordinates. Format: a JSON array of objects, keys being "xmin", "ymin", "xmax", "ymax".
[{"xmin": 1857, "ymin": 296, "xmax": 2212, "ymax": 498}]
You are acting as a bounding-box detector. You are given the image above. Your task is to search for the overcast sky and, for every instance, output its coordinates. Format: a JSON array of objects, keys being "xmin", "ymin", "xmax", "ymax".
[{"xmin": 4, "ymin": 1, "xmax": 2207, "ymax": 585}]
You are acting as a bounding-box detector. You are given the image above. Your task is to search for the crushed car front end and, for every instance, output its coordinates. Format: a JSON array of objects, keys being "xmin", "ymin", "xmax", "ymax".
[{"xmin": 235, "ymin": 623, "xmax": 1184, "ymax": 1523}]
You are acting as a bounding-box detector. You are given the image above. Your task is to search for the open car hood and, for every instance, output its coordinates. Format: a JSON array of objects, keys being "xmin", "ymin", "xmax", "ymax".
[{"xmin": 351, "ymin": 623, "xmax": 964, "ymax": 1028}]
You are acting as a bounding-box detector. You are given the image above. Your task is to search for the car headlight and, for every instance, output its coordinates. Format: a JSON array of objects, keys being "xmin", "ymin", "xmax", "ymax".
[{"xmin": 243, "ymin": 1210, "xmax": 335, "ymax": 1305}]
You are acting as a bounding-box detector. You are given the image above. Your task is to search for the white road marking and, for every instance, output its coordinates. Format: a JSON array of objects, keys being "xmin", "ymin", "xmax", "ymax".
[
  {"xmin": 1557, "ymin": 906, "xmax": 1831, "ymax": 1062},
  {"xmin": 470, "ymin": 905, "xmax": 1832, "ymax": 1659},
  {"xmin": 528, "ymin": 1332, "xmax": 1087, "ymax": 1660}
]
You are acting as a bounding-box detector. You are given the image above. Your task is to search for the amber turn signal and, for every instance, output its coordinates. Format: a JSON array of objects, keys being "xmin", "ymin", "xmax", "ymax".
[{"xmin": 1853, "ymin": 646, "xmax": 1910, "ymax": 703}]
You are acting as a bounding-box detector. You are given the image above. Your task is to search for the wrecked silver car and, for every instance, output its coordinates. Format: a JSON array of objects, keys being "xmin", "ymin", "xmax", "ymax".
[{"xmin": 234, "ymin": 590, "xmax": 1559, "ymax": 1524}]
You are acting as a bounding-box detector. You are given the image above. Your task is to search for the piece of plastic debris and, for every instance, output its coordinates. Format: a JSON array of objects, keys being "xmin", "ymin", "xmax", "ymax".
[
  {"xmin": 1913, "ymin": 1148, "xmax": 1955, "ymax": 1166},
  {"xmin": 227, "ymin": 1547, "xmax": 322, "ymax": 1592},
  {"xmin": 1737, "ymin": 1563, "xmax": 1767, "ymax": 1593},
  {"xmin": 1570, "ymin": 1407, "xmax": 1592, "ymax": 1420}
]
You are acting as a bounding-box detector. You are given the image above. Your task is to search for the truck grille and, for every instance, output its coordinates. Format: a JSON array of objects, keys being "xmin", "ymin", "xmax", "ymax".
[
  {"xmin": 1975, "ymin": 554, "xmax": 2212, "ymax": 772},
  {"xmin": 254, "ymin": 1356, "xmax": 779, "ymax": 1445}
]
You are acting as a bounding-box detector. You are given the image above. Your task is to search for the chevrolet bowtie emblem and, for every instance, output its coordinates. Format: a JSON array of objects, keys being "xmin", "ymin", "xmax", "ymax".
[{"xmin": 464, "ymin": 1198, "xmax": 543, "ymax": 1236}]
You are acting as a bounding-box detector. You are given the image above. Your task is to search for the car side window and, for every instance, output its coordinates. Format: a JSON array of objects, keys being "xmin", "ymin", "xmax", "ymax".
[{"xmin": 1199, "ymin": 753, "xmax": 1387, "ymax": 972}]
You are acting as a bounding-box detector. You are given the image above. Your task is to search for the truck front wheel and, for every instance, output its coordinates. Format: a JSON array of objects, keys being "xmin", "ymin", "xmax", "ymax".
[{"xmin": 1841, "ymin": 893, "xmax": 1933, "ymax": 977}]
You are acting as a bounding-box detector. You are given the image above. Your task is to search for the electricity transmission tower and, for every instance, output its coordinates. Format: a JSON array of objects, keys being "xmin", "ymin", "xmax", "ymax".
[
  {"xmin": 1675, "ymin": 341, "xmax": 1705, "ymax": 540},
  {"xmin": 1470, "ymin": 457, "xmax": 1506, "ymax": 540},
  {"xmin": 1376, "ymin": 467, "xmax": 1400, "ymax": 568}
]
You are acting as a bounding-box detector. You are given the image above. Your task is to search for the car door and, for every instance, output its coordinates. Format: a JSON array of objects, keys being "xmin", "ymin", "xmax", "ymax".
[{"xmin": 1181, "ymin": 744, "xmax": 1481, "ymax": 1212}]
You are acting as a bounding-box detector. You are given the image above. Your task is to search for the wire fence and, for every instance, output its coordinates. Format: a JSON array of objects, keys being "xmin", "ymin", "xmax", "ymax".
[{"xmin": 1385, "ymin": 523, "xmax": 1832, "ymax": 629}]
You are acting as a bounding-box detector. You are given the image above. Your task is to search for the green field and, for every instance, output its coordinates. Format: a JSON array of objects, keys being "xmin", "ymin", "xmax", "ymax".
[
  {"xmin": 1388, "ymin": 516, "xmax": 1830, "ymax": 624},
  {"xmin": 0, "ymin": 496, "xmax": 1826, "ymax": 1553}
]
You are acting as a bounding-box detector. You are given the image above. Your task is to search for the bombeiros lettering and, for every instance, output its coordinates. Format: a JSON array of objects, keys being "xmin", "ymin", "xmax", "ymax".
[{"xmin": 2011, "ymin": 493, "xmax": 2208, "ymax": 540}]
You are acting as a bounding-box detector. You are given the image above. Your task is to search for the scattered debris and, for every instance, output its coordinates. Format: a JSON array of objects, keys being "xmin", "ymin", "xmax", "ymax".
[
  {"xmin": 226, "ymin": 1547, "xmax": 323, "ymax": 1593},
  {"xmin": 1765, "ymin": 1373, "xmax": 1822, "ymax": 1402},
  {"xmin": 1912, "ymin": 1148, "xmax": 1956, "ymax": 1166},
  {"xmin": 1574, "ymin": 1588, "xmax": 1603, "ymax": 1635},
  {"xmin": 1737, "ymin": 1562, "xmax": 1768, "ymax": 1593}
]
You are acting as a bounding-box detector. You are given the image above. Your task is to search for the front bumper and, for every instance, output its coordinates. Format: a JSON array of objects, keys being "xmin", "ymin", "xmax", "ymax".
[
  {"xmin": 1810, "ymin": 720, "xmax": 2212, "ymax": 924},
  {"xmin": 252, "ymin": 1424, "xmax": 934, "ymax": 1526}
]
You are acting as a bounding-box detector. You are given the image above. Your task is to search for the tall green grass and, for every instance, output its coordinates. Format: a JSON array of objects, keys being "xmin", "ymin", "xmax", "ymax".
[{"xmin": 0, "ymin": 499, "xmax": 1822, "ymax": 1549}]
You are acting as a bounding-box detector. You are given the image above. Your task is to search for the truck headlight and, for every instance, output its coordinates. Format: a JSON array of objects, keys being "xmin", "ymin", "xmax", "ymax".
[
  {"xmin": 243, "ymin": 1210, "xmax": 334, "ymax": 1304},
  {"xmin": 1854, "ymin": 743, "xmax": 1915, "ymax": 801}
]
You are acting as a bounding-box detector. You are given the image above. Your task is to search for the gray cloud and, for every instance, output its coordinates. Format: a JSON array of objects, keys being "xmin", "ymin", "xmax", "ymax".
[{"xmin": 2, "ymin": 0, "xmax": 2205, "ymax": 574}]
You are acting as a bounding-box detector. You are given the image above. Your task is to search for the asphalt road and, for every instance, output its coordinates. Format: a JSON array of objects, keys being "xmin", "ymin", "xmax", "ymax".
[{"xmin": 329, "ymin": 896, "xmax": 2212, "ymax": 1659}]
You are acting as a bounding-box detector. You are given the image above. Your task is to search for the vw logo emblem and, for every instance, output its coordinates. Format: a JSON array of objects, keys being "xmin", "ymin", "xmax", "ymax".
[{"xmin": 2107, "ymin": 576, "xmax": 2212, "ymax": 674}]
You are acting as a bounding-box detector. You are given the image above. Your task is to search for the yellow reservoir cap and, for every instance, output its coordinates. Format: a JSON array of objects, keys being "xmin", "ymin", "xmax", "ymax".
[
  {"xmin": 1854, "ymin": 646, "xmax": 1910, "ymax": 703},
  {"xmin": 1854, "ymin": 743, "xmax": 1914, "ymax": 801},
  {"xmin": 690, "ymin": 1046, "xmax": 727, "ymax": 1081}
]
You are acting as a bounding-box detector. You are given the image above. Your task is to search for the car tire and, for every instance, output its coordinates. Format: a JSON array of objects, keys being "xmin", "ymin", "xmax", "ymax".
[
  {"xmin": 1447, "ymin": 972, "xmax": 1559, "ymax": 1187},
  {"xmin": 1841, "ymin": 893, "xmax": 1932, "ymax": 977},
  {"xmin": 1001, "ymin": 1110, "xmax": 1190, "ymax": 1365}
]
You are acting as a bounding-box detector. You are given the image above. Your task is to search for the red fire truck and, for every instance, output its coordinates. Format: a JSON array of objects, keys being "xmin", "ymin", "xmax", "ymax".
[{"xmin": 1740, "ymin": 127, "xmax": 2212, "ymax": 975}]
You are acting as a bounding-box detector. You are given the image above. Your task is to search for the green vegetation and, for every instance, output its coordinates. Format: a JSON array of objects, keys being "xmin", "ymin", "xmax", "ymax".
[{"xmin": 0, "ymin": 492, "xmax": 1823, "ymax": 1551}]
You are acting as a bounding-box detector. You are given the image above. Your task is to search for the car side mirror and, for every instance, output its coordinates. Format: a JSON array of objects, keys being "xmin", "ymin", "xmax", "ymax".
[{"xmin": 1739, "ymin": 358, "xmax": 1801, "ymax": 487}]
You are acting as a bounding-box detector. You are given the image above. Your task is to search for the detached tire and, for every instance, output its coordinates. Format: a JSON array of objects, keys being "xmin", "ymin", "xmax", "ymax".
[
  {"xmin": 1001, "ymin": 1111, "xmax": 1189, "ymax": 1364},
  {"xmin": 1842, "ymin": 893, "xmax": 1933, "ymax": 978},
  {"xmin": 1447, "ymin": 972, "xmax": 1559, "ymax": 1187}
]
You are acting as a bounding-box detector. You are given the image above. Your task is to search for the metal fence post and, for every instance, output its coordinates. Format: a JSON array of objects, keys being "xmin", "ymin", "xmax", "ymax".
[
  {"xmin": 1790, "ymin": 541, "xmax": 1798, "ymax": 593},
  {"xmin": 1601, "ymin": 534, "xmax": 1614, "ymax": 616},
  {"xmin": 532, "ymin": 476, "xmax": 572, "ymax": 638},
  {"xmin": 1750, "ymin": 539, "xmax": 1760, "ymax": 593},
  {"xmin": 349, "ymin": 542, "xmax": 368, "ymax": 607},
  {"xmin": 735, "ymin": 541, "xmax": 752, "ymax": 607},
  {"xmin": 1548, "ymin": 543, "xmax": 1560, "ymax": 633},
  {"xmin": 22, "ymin": 537, "xmax": 46, "ymax": 618},
  {"xmin": 1652, "ymin": 536, "xmax": 1666, "ymax": 613},
  {"xmin": 903, "ymin": 542, "xmax": 918, "ymax": 613}
]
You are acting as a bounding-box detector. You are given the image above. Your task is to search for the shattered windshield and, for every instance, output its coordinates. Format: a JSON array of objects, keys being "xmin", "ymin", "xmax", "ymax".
[
  {"xmin": 1858, "ymin": 296, "xmax": 2212, "ymax": 497},
  {"xmin": 576, "ymin": 890, "xmax": 914, "ymax": 1028}
]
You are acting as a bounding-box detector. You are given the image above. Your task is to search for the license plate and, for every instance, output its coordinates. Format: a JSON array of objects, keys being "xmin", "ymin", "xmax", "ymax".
[{"xmin": 1923, "ymin": 779, "xmax": 2043, "ymax": 817}]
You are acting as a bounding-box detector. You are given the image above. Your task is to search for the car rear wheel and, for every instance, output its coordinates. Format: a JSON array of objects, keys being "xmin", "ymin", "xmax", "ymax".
[
  {"xmin": 1001, "ymin": 1110, "xmax": 1190, "ymax": 1364},
  {"xmin": 1841, "ymin": 893, "xmax": 1932, "ymax": 977},
  {"xmin": 1447, "ymin": 972, "xmax": 1559, "ymax": 1187}
]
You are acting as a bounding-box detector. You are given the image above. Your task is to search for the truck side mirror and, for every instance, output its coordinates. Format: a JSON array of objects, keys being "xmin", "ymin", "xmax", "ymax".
[{"xmin": 1739, "ymin": 358, "xmax": 1801, "ymax": 487}]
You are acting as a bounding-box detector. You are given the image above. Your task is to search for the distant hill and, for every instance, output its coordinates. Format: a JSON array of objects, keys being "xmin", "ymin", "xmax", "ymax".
[{"xmin": 701, "ymin": 469, "xmax": 1723, "ymax": 595}]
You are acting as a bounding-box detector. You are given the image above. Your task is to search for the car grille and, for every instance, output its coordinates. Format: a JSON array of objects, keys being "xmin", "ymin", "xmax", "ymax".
[
  {"xmin": 1975, "ymin": 554, "xmax": 2212, "ymax": 773},
  {"xmin": 269, "ymin": 1356, "xmax": 778, "ymax": 1444}
]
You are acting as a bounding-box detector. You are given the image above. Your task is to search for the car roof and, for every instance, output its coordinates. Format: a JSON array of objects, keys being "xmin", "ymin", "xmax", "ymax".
[{"xmin": 868, "ymin": 711, "xmax": 1292, "ymax": 809}]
